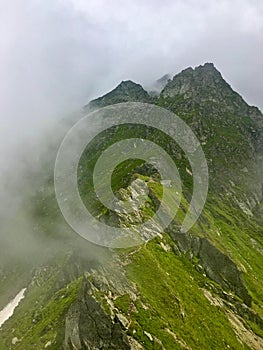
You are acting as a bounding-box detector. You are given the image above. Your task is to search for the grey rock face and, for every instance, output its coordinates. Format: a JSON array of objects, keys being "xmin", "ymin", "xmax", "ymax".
[
  {"xmin": 63, "ymin": 278, "xmax": 131, "ymax": 350},
  {"xmin": 169, "ymin": 230, "xmax": 252, "ymax": 306},
  {"xmin": 161, "ymin": 63, "xmax": 249, "ymax": 110}
]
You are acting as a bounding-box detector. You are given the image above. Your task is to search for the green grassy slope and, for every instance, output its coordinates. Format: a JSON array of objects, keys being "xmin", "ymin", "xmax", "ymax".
[{"xmin": 0, "ymin": 63, "xmax": 262, "ymax": 349}]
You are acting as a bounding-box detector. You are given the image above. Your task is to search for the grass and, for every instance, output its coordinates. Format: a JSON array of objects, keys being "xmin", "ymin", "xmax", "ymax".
[
  {"xmin": 115, "ymin": 236, "xmax": 250, "ymax": 349},
  {"xmin": 0, "ymin": 255, "xmax": 82, "ymax": 350},
  {"xmin": 1, "ymin": 91, "xmax": 262, "ymax": 349}
]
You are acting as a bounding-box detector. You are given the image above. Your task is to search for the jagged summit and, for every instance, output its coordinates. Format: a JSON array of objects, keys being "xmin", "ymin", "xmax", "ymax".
[
  {"xmin": 88, "ymin": 79, "xmax": 150, "ymax": 109},
  {"xmin": 162, "ymin": 62, "xmax": 232, "ymax": 101},
  {"xmin": 160, "ymin": 62, "xmax": 262, "ymax": 118},
  {"xmin": 118, "ymin": 80, "xmax": 142, "ymax": 89},
  {"xmin": 162, "ymin": 64, "xmax": 263, "ymax": 125},
  {"xmin": 197, "ymin": 61, "xmax": 219, "ymax": 71},
  {"xmin": 179, "ymin": 62, "xmax": 221, "ymax": 75}
]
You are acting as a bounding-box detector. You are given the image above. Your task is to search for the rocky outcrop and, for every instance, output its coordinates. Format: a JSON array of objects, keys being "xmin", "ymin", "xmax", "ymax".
[
  {"xmin": 63, "ymin": 278, "xmax": 131, "ymax": 350},
  {"xmin": 169, "ymin": 229, "xmax": 252, "ymax": 306}
]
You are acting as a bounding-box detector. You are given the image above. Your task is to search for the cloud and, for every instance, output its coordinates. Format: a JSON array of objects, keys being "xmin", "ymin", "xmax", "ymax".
[
  {"xmin": 0, "ymin": 0, "xmax": 262, "ymax": 262},
  {"xmin": 63, "ymin": 0, "xmax": 263, "ymax": 109},
  {"xmin": 0, "ymin": 1, "xmax": 262, "ymax": 143}
]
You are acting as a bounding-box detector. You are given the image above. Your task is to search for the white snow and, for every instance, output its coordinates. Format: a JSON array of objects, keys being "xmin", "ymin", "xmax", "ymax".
[{"xmin": 0, "ymin": 288, "xmax": 26, "ymax": 328}]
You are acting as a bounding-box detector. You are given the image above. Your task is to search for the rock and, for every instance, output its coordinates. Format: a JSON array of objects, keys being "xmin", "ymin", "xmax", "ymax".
[
  {"xmin": 12, "ymin": 337, "xmax": 19, "ymax": 345},
  {"xmin": 144, "ymin": 331, "xmax": 153, "ymax": 341},
  {"xmin": 44, "ymin": 341, "xmax": 52, "ymax": 348},
  {"xmin": 63, "ymin": 278, "xmax": 131, "ymax": 350},
  {"xmin": 115, "ymin": 313, "xmax": 129, "ymax": 329},
  {"xmin": 128, "ymin": 337, "xmax": 145, "ymax": 350},
  {"xmin": 169, "ymin": 230, "xmax": 252, "ymax": 306},
  {"xmin": 160, "ymin": 242, "xmax": 171, "ymax": 252}
]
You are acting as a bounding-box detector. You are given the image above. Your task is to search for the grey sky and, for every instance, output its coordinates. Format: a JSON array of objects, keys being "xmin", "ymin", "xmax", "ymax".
[{"xmin": 0, "ymin": 0, "xmax": 263, "ymax": 152}]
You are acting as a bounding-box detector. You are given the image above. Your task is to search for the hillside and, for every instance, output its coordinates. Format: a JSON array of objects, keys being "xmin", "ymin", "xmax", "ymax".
[{"xmin": 0, "ymin": 63, "xmax": 262, "ymax": 350}]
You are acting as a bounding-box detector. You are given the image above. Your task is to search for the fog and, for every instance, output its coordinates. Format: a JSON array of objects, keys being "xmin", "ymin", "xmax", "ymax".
[{"xmin": 0, "ymin": 0, "xmax": 263, "ymax": 267}]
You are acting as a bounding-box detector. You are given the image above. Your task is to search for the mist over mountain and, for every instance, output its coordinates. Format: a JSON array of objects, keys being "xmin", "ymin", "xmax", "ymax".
[
  {"xmin": 0, "ymin": 61, "xmax": 262, "ymax": 349},
  {"xmin": 1, "ymin": 2, "xmax": 263, "ymax": 349},
  {"xmin": 1, "ymin": 0, "xmax": 263, "ymax": 172}
]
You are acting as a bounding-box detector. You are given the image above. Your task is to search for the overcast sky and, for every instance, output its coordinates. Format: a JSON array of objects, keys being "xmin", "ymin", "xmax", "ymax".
[{"xmin": 0, "ymin": 0, "xmax": 263, "ymax": 152}]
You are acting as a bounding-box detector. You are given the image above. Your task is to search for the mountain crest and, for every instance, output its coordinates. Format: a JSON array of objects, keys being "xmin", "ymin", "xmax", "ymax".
[
  {"xmin": 88, "ymin": 80, "xmax": 150, "ymax": 109},
  {"xmin": 161, "ymin": 62, "xmax": 229, "ymax": 99}
]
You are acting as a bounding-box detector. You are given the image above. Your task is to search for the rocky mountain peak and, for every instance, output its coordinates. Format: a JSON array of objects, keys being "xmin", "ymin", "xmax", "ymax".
[
  {"xmin": 118, "ymin": 79, "xmax": 142, "ymax": 90},
  {"xmin": 160, "ymin": 63, "xmax": 262, "ymax": 126},
  {"xmin": 179, "ymin": 62, "xmax": 221, "ymax": 79},
  {"xmin": 198, "ymin": 61, "xmax": 219, "ymax": 71},
  {"xmin": 160, "ymin": 63, "xmax": 263, "ymax": 124},
  {"xmin": 88, "ymin": 80, "xmax": 150, "ymax": 109},
  {"xmin": 194, "ymin": 62, "xmax": 224, "ymax": 82},
  {"xmin": 161, "ymin": 62, "xmax": 229, "ymax": 100}
]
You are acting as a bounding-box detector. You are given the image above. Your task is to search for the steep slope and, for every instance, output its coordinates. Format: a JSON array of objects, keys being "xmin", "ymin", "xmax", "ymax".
[
  {"xmin": 157, "ymin": 63, "xmax": 263, "ymax": 220},
  {"xmin": 0, "ymin": 63, "xmax": 262, "ymax": 350},
  {"xmin": 159, "ymin": 63, "xmax": 262, "ymax": 181}
]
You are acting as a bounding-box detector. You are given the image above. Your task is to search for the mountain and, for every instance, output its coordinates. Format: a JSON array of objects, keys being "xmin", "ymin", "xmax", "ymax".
[
  {"xmin": 163, "ymin": 64, "xmax": 263, "ymax": 219},
  {"xmin": 87, "ymin": 80, "xmax": 151, "ymax": 109},
  {"xmin": 0, "ymin": 63, "xmax": 263, "ymax": 350},
  {"xmin": 162, "ymin": 63, "xmax": 253, "ymax": 109}
]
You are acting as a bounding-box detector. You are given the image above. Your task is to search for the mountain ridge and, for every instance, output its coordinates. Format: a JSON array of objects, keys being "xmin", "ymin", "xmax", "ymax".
[
  {"xmin": 88, "ymin": 63, "xmax": 262, "ymax": 115},
  {"xmin": 0, "ymin": 63, "xmax": 262, "ymax": 350},
  {"xmin": 88, "ymin": 63, "xmax": 263, "ymax": 201}
]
